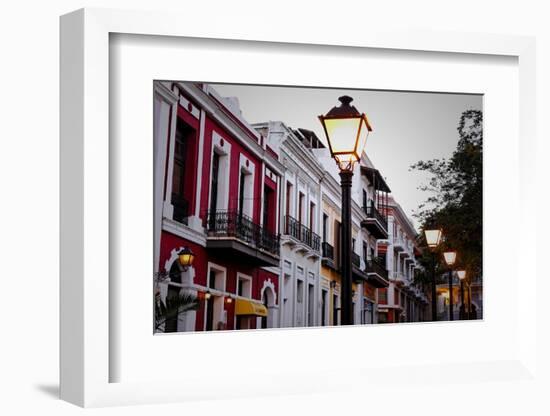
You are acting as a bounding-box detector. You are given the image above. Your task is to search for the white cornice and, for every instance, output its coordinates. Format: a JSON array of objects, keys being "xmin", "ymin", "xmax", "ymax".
[
  {"xmin": 175, "ymin": 82, "xmax": 285, "ymax": 175},
  {"xmin": 154, "ymin": 81, "xmax": 178, "ymax": 105}
]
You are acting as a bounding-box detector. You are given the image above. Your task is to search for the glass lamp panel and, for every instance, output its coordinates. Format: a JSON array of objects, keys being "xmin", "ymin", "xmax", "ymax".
[
  {"xmin": 323, "ymin": 117, "xmax": 361, "ymax": 155},
  {"xmin": 424, "ymin": 229, "xmax": 442, "ymax": 248},
  {"xmin": 335, "ymin": 153, "xmax": 358, "ymax": 171},
  {"xmin": 457, "ymin": 270, "xmax": 466, "ymax": 280},
  {"xmin": 355, "ymin": 117, "xmax": 370, "ymax": 157},
  {"xmin": 443, "ymin": 251, "xmax": 457, "ymax": 266},
  {"xmin": 178, "ymin": 248, "xmax": 195, "ymax": 267}
]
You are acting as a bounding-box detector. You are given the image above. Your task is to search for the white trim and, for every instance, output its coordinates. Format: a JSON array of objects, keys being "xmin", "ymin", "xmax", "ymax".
[
  {"xmin": 177, "ymin": 93, "xmax": 200, "ymax": 119},
  {"xmin": 194, "ymin": 109, "xmax": 206, "ymax": 217},
  {"xmin": 153, "ymin": 83, "xmax": 178, "ymax": 272},
  {"xmin": 260, "ymin": 278, "xmax": 277, "ymax": 305},
  {"xmin": 235, "ymin": 153, "xmax": 255, "ymax": 219},
  {"xmin": 207, "ymin": 130, "xmax": 232, "ymax": 212},
  {"xmin": 236, "ymin": 272, "xmax": 253, "ymax": 298},
  {"xmin": 162, "ymin": 218, "xmax": 207, "ymax": 246},
  {"xmin": 161, "ymin": 84, "xmax": 179, "ymax": 219}
]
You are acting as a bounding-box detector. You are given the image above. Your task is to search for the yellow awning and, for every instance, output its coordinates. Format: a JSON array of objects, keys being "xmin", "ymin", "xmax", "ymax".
[{"xmin": 235, "ymin": 298, "xmax": 268, "ymax": 317}]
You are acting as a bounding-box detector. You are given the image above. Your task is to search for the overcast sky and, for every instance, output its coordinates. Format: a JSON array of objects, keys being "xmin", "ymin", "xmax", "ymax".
[{"xmin": 211, "ymin": 83, "xmax": 482, "ymax": 230}]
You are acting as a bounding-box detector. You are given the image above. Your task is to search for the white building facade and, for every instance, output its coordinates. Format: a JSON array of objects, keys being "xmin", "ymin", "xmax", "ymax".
[
  {"xmin": 378, "ymin": 197, "xmax": 428, "ymax": 323},
  {"xmin": 256, "ymin": 122, "xmax": 324, "ymax": 328}
]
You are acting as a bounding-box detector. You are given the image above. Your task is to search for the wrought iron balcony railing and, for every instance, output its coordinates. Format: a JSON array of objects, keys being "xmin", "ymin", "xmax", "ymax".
[
  {"xmin": 284, "ymin": 215, "xmax": 320, "ymax": 252},
  {"xmin": 322, "ymin": 242, "xmax": 334, "ymax": 260},
  {"xmin": 204, "ymin": 210, "xmax": 280, "ymax": 256},
  {"xmin": 171, "ymin": 193, "xmax": 189, "ymax": 225},
  {"xmin": 352, "ymin": 252, "xmax": 361, "ymax": 268},
  {"xmin": 365, "ymin": 256, "xmax": 389, "ymax": 280},
  {"xmin": 363, "ymin": 200, "xmax": 388, "ymax": 230}
]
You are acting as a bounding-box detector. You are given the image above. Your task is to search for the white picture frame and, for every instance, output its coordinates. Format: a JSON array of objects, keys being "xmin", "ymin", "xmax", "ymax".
[{"xmin": 60, "ymin": 7, "xmax": 538, "ymax": 408}]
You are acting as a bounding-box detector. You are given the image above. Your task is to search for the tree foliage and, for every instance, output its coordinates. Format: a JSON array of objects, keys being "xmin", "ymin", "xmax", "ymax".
[
  {"xmin": 411, "ymin": 109, "xmax": 483, "ymax": 282},
  {"xmin": 154, "ymin": 292, "xmax": 199, "ymax": 332}
]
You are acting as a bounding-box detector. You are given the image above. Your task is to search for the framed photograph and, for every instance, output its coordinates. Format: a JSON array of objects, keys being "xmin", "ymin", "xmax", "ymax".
[{"xmin": 60, "ymin": 8, "xmax": 537, "ymax": 408}]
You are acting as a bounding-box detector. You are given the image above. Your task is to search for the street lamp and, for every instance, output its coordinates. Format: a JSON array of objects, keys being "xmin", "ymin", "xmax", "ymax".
[
  {"xmin": 443, "ymin": 250, "xmax": 457, "ymax": 321},
  {"xmin": 319, "ymin": 95, "xmax": 372, "ymax": 325},
  {"xmin": 425, "ymin": 229, "xmax": 443, "ymax": 249},
  {"xmin": 177, "ymin": 247, "xmax": 195, "ymax": 270},
  {"xmin": 154, "ymin": 246, "xmax": 195, "ymax": 283},
  {"xmin": 457, "ymin": 270, "xmax": 466, "ymax": 319},
  {"xmin": 424, "ymin": 227, "xmax": 443, "ymax": 321}
]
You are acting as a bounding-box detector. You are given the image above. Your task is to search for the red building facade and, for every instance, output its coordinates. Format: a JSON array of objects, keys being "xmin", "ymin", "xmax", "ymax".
[{"xmin": 154, "ymin": 81, "xmax": 284, "ymax": 332}]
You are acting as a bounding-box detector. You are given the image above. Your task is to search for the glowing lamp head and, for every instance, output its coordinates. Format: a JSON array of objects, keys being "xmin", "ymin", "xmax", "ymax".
[
  {"xmin": 319, "ymin": 95, "xmax": 372, "ymax": 171},
  {"xmin": 177, "ymin": 247, "xmax": 195, "ymax": 268},
  {"xmin": 424, "ymin": 228, "xmax": 443, "ymax": 249},
  {"xmin": 204, "ymin": 290, "xmax": 212, "ymax": 300},
  {"xmin": 225, "ymin": 296, "xmax": 233, "ymax": 304},
  {"xmin": 443, "ymin": 251, "xmax": 457, "ymax": 266},
  {"xmin": 457, "ymin": 270, "xmax": 467, "ymax": 280}
]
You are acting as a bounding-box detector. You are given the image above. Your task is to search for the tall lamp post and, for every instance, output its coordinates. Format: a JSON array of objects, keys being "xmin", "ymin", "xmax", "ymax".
[
  {"xmin": 424, "ymin": 228, "xmax": 443, "ymax": 321},
  {"xmin": 319, "ymin": 95, "xmax": 372, "ymax": 325},
  {"xmin": 443, "ymin": 251, "xmax": 457, "ymax": 321},
  {"xmin": 457, "ymin": 270, "xmax": 466, "ymax": 320}
]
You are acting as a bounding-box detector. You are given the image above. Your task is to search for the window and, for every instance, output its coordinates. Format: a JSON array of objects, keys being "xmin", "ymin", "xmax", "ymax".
[
  {"xmin": 209, "ymin": 151, "xmax": 220, "ymax": 214},
  {"xmin": 378, "ymin": 288, "xmax": 388, "ymax": 304},
  {"xmin": 362, "ymin": 242, "xmax": 368, "ymax": 262},
  {"xmin": 322, "ymin": 213, "xmax": 328, "ymax": 242},
  {"xmin": 362, "ymin": 189, "xmax": 367, "ymax": 207},
  {"xmin": 208, "ymin": 270, "xmax": 216, "ymax": 289},
  {"xmin": 172, "ymin": 119, "xmax": 195, "ymax": 223},
  {"xmin": 307, "ymin": 283, "xmax": 314, "ymax": 326},
  {"xmin": 297, "ymin": 279, "xmax": 304, "ymax": 304},
  {"xmin": 238, "ymin": 170, "xmax": 246, "ymax": 218},
  {"xmin": 237, "ymin": 274, "xmax": 252, "ymax": 298},
  {"xmin": 207, "ymin": 266, "xmax": 225, "ymax": 291},
  {"xmin": 263, "ymin": 187, "xmax": 269, "ymax": 229},
  {"xmin": 309, "ymin": 201, "xmax": 315, "ymax": 231},
  {"xmin": 298, "ymin": 192, "xmax": 304, "ymax": 223},
  {"xmin": 286, "ymin": 182, "xmax": 292, "ymax": 218}
]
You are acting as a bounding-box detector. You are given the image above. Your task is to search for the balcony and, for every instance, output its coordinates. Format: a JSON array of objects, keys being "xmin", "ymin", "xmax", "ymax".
[
  {"xmin": 392, "ymin": 236, "xmax": 405, "ymax": 251},
  {"xmin": 365, "ymin": 257, "xmax": 390, "ymax": 288},
  {"xmin": 352, "ymin": 252, "xmax": 369, "ymax": 283},
  {"xmin": 204, "ymin": 210, "xmax": 280, "ymax": 267},
  {"xmin": 321, "ymin": 242, "xmax": 337, "ymax": 270},
  {"xmin": 283, "ymin": 215, "xmax": 321, "ymax": 253},
  {"xmin": 361, "ymin": 201, "xmax": 388, "ymax": 239},
  {"xmin": 171, "ymin": 193, "xmax": 189, "ymax": 225}
]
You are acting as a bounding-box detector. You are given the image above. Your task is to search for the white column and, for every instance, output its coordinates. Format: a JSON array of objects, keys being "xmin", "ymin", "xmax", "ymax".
[{"xmin": 153, "ymin": 83, "xmax": 178, "ymax": 271}]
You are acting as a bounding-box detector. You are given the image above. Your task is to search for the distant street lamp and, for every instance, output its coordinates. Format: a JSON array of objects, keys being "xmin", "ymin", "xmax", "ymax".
[
  {"xmin": 457, "ymin": 270, "xmax": 467, "ymax": 319},
  {"xmin": 443, "ymin": 250, "xmax": 457, "ymax": 321},
  {"xmin": 319, "ymin": 95, "xmax": 372, "ymax": 325},
  {"xmin": 424, "ymin": 227, "xmax": 443, "ymax": 321}
]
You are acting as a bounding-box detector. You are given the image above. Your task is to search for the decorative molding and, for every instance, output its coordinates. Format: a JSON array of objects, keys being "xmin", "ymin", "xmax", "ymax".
[{"xmin": 162, "ymin": 217, "xmax": 207, "ymax": 247}]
